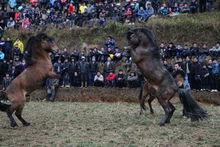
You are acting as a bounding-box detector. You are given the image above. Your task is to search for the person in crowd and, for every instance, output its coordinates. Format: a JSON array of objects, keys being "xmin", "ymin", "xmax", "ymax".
[
  {"xmin": 201, "ymin": 64, "xmax": 211, "ymax": 91},
  {"xmin": 158, "ymin": 3, "xmax": 169, "ymax": 16},
  {"xmin": 145, "ymin": 1, "xmax": 154, "ymax": 19},
  {"xmin": 71, "ymin": 71, "xmax": 81, "ymax": 87},
  {"xmin": 190, "ymin": 43, "xmax": 199, "ymax": 57},
  {"xmin": 69, "ymin": 58, "xmax": 79, "ymax": 86},
  {"xmin": 94, "ymin": 71, "xmax": 104, "ymax": 87},
  {"xmin": 45, "ymin": 78, "xmax": 59, "ymax": 102},
  {"xmin": 7, "ymin": 17, "xmax": 15, "ymax": 29},
  {"xmin": 0, "ymin": 48, "xmax": 5, "ymax": 61},
  {"xmin": 2, "ymin": 73, "xmax": 12, "ymax": 90},
  {"xmin": 88, "ymin": 57, "xmax": 98, "ymax": 86},
  {"xmin": 211, "ymin": 60, "xmax": 220, "ymax": 92},
  {"xmin": 105, "ymin": 71, "xmax": 116, "ymax": 87},
  {"xmin": 172, "ymin": 62, "xmax": 190, "ymax": 89},
  {"xmin": 105, "ymin": 36, "xmax": 116, "ymax": 50},
  {"xmin": 116, "ymin": 69, "xmax": 126, "ymax": 88},
  {"xmin": 183, "ymin": 56, "xmax": 192, "ymax": 86},
  {"xmin": 61, "ymin": 59, "xmax": 70, "ymax": 88},
  {"xmin": 191, "ymin": 57, "xmax": 202, "ymax": 91},
  {"xmin": 103, "ymin": 57, "xmax": 115, "ymax": 78},
  {"xmin": 190, "ymin": 0, "xmax": 198, "ymax": 13},
  {"xmin": 13, "ymin": 38, "xmax": 24, "ymax": 54},
  {"xmin": 79, "ymin": 56, "xmax": 88, "ymax": 87},
  {"xmin": 127, "ymin": 71, "xmax": 139, "ymax": 88}
]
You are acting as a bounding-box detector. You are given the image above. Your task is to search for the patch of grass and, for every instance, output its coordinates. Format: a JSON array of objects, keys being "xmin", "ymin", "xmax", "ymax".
[
  {"xmin": 3, "ymin": 12, "xmax": 220, "ymax": 50},
  {"xmin": 0, "ymin": 102, "xmax": 219, "ymax": 146}
]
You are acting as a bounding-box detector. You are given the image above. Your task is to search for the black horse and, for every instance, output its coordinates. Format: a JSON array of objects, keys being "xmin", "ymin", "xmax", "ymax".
[{"xmin": 127, "ymin": 28, "xmax": 208, "ymax": 126}]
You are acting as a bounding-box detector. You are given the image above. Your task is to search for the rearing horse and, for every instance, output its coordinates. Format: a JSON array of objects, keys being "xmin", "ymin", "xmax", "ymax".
[
  {"xmin": 0, "ymin": 33, "xmax": 60, "ymax": 127},
  {"xmin": 127, "ymin": 28, "xmax": 208, "ymax": 126}
]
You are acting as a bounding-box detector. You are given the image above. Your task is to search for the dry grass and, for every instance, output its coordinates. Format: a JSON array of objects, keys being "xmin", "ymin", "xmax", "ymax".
[{"xmin": 0, "ymin": 102, "xmax": 219, "ymax": 146}]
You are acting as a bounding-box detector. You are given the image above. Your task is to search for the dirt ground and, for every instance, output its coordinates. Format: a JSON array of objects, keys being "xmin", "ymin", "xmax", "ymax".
[{"xmin": 0, "ymin": 102, "xmax": 219, "ymax": 147}]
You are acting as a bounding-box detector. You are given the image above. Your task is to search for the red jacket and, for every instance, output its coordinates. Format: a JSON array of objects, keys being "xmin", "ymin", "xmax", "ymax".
[{"xmin": 106, "ymin": 73, "xmax": 116, "ymax": 81}]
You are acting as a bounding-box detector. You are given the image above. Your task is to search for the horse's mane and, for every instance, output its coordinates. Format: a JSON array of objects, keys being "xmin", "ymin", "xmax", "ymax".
[
  {"xmin": 135, "ymin": 28, "xmax": 161, "ymax": 59},
  {"xmin": 24, "ymin": 33, "xmax": 49, "ymax": 67}
]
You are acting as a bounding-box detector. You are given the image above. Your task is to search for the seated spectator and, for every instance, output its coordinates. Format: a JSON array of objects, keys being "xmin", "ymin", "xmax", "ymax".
[
  {"xmin": 169, "ymin": 3, "xmax": 181, "ymax": 16},
  {"xmin": 68, "ymin": 3, "xmax": 75, "ymax": 14},
  {"xmin": 190, "ymin": 0, "xmax": 198, "ymax": 13},
  {"xmin": 106, "ymin": 71, "xmax": 116, "ymax": 87},
  {"xmin": 21, "ymin": 16, "xmax": 31, "ymax": 29},
  {"xmin": 159, "ymin": 4, "xmax": 169, "ymax": 16},
  {"xmin": 137, "ymin": 7, "xmax": 147, "ymax": 21},
  {"xmin": 127, "ymin": 72, "xmax": 139, "ymax": 88},
  {"xmin": 7, "ymin": 17, "xmax": 15, "ymax": 29},
  {"xmin": 125, "ymin": 7, "xmax": 134, "ymax": 23},
  {"xmin": 8, "ymin": 0, "xmax": 17, "ymax": 9},
  {"xmin": 180, "ymin": 3, "xmax": 190, "ymax": 13},
  {"xmin": 116, "ymin": 69, "xmax": 126, "ymax": 88},
  {"xmin": 94, "ymin": 71, "xmax": 104, "ymax": 87},
  {"xmin": 145, "ymin": 2, "xmax": 154, "ymax": 19}
]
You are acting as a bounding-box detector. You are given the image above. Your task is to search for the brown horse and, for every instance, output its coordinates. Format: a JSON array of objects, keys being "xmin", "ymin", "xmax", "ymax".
[
  {"xmin": 127, "ymin": 28, "xmax": 208, "ymax": 126},
  {"xmin": 0, "ymin": 33, "xmax": 60, "ymax": 127}
]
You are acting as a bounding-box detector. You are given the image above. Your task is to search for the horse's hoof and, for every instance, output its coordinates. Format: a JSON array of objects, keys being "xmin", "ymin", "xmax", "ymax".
[
  {"xmin": 23, "ymin": 122, "xmax": 31, "ymax": 127},
  {"xmin": 165, "ymin": 120, "xmax": 170, "ymax": 124},
  {"xmin": 159, "ymin": 122, "xmax": 166, "ymax": 126},
  {"xmin": 11, "ymin": 123, "xmax": 18, "ymax": 128}
]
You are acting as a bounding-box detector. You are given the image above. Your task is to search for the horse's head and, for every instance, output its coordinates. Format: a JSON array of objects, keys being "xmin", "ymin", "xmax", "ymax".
[
  {"xmin": 36, "ymin": 33, "xmax": 58, "ymax": 53},
  {"xmin": 24, "ymin": 33, "xmax": 58, "ymax": 66},
  {"xmin": 126, "ymin": 28, "xmax": 157, "ymax": 49}
]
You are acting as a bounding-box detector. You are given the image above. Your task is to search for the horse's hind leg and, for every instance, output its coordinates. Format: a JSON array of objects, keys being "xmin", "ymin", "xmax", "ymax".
[
  {"xmin": 157, "ymin": 98, "xmax": 171, "ymax": 126},
  {"xmin": 15, "ymin": 107, "xmax": 30, "ymax": 126},
  {"xmin": 148, "ymin": 94, "xmax": 155, "ymax": 114},
  {"xmin": 165, "ymin": 101, "xmax": 176, "ymax": 124},
  {"xmin": 6, "ymin": 110, "xmax": 18, "ymax": 127},
  {"xmin": 157, "ymin": 92, "xmax": 176, "ymax": 126},
  {"xmin": 139, "ymin": 94, "xmax": 148, "ymax": 115}
]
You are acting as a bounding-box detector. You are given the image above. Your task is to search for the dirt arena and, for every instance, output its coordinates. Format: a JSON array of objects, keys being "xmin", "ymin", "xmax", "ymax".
[{"xmin": 0, "ymin": 101, "xmax": 219, "ymax": 146}]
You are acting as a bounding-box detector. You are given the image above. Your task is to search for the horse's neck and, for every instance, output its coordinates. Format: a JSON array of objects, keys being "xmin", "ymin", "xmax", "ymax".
[{"xmin": 34, "ymin": 54, "xmax": 51, "ymax": 65}]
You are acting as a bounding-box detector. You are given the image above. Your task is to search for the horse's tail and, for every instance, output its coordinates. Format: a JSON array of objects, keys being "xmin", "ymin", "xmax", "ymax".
[
  {"xmin": 139, "ymin": 81, "xmax": 146, "ymax": 110},
  {"xmin": 0, "ymin": 91, "xmax": 11, "ymax": 112},
  {"xmin": 178, "ymin": 88, "xmax": 208, "ymax": 121}
]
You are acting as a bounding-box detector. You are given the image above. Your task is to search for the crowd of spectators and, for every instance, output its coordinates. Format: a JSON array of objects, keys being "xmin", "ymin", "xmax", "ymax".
[
  {"xmin": 0, "ymin": 36, "xmax": 220, "ymax": 93},
  {"xmin": 0, "ymin": 0, "xmax": 216, "ymax": 32}
]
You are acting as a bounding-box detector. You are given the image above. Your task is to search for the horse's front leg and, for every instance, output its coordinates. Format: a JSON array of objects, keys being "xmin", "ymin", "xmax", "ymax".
[
  {"xmin": 6, "ymin": 109, "xmax": 18, "ymax": 127},
  {"xmin": 48, "ymin": 71, "xmax": 60, "ymax": 79},
  {"xmin": 15, "ymin": 106, "xmax": 30, "ymax": 127}
]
